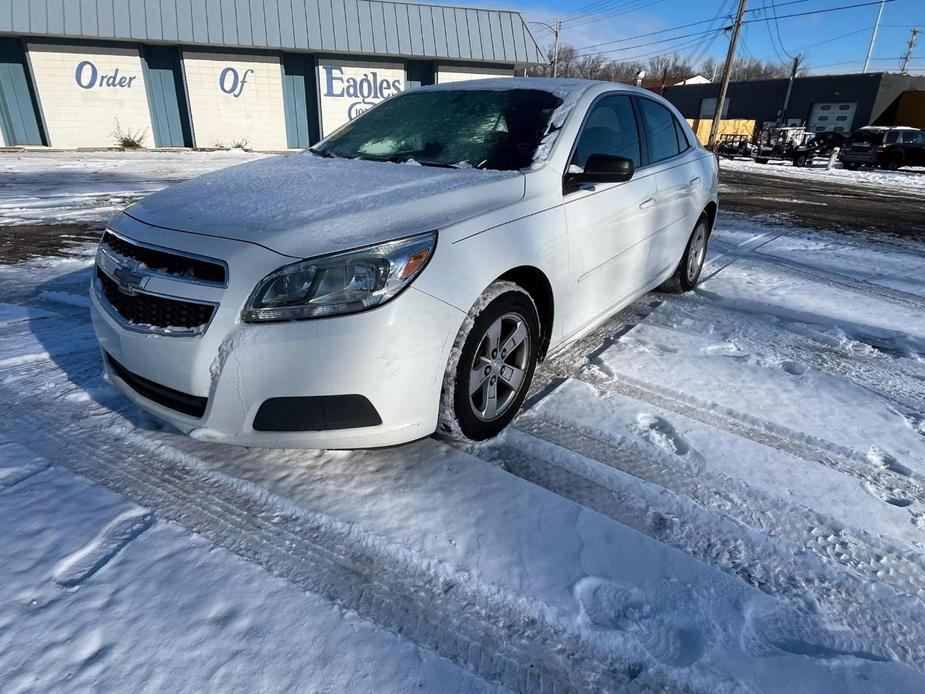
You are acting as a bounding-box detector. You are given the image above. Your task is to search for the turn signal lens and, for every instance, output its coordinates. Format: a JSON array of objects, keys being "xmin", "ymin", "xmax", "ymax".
[{"xmin": 400, "ymin": 248, "xmax": 432, "ymax": 279}]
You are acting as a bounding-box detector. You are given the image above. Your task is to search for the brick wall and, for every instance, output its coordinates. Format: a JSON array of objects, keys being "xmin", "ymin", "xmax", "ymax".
[
  {"xmin": 26, "ymin": 42, "xmax": 154, "ymax": 149},
  {"xmin": 316, "ymin": 59, "xmax": 405, "ymax": 137},
  {"xmin": 182, "ymin": 51, "xmax": 287, "ymax": 151}
]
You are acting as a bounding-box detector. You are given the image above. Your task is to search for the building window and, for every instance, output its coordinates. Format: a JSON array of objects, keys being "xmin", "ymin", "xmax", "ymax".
[{"xmin": 698, "ymin": 97, "xmax": 729, "ymax": 119}]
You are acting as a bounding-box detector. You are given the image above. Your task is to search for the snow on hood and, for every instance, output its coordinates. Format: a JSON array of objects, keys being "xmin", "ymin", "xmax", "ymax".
[{"xmin": 124, "ymin": 153, "xmax": 524, "ymax": 258}]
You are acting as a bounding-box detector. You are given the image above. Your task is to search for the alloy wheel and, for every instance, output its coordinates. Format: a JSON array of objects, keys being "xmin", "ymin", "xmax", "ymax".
[
  {"xmin": 687, "ymin": 223, "xmax": 707, "ymax": 283},
  {"xmin": 468, "ymin": 312, "xmax": 531, "ymax": 421}
]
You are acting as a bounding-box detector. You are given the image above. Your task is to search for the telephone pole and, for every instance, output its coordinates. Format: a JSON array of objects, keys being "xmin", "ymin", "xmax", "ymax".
[
  {"xmin": 553, "ymin": 18, "xmax": 561, "ymax": 78},
  {"xmin": 863, "ymin": 0, "xmax": 886, "ymax": 73},
  {"xmin": 529, "ymin": 19, "xmax": 561, "ymax": 78},
  {"xmin": 778, "ymin": 55, "xmax": 800, "ymax": 126},
  {"xmin": 708, "ymin": 0, "xmax": 747, "ymax": 147},
  {"xmin": 900, "ymin": 27, "xmax": 920, "ymax": 75}
]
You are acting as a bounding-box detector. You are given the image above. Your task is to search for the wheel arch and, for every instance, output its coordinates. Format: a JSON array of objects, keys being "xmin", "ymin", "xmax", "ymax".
[
  {"xmin": 703, "ymin": 201, "xmax": 717, "ymax": 233},
  {"xmin": 495, "ymin": 266, "xmax": 554, "ymax": 360}
]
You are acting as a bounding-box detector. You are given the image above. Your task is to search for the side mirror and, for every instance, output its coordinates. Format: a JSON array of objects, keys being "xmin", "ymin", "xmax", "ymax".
[{"xmin": 564, "ymin": 154, "xmax": 634, "ymax": 193}]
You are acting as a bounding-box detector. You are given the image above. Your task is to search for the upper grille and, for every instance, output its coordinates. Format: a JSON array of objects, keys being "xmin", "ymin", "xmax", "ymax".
[
  {"xmin": 97, "ymin": 267, "xmax": 215, "ymax": 332},
  {"xmin": 101, "ymin": 231, "xmax": 226, "ymax": 285}
]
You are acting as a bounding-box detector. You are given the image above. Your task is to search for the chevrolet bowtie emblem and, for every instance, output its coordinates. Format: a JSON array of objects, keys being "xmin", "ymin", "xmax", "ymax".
[{"xmin": 112, "ymin": 265, "xmax": 145, "ymax": 295}]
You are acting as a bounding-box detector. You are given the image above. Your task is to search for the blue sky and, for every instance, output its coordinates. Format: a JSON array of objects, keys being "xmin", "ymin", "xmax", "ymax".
[{"xmin": 465, "ymin": 0, "xmax": 925, "ymax": 75}]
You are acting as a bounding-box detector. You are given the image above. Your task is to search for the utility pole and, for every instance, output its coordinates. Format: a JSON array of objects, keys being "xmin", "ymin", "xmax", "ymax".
[
  {"xmin": 863, "ymin": 0, "xmax": 886, "ymax": 73},
  {"xmin": 778, "ymin": 56, "xmax": 800, "ymax": 126},
  {"xmin": 529, "ymin": 19, "xmax": 561, "ymax": 78},
  {"xmin": 900, "ymin": 27, "xmax": 920, "ymax": 75},
  {"xmin": 552, "ymin": 18, "xmax": 561, "ymax": 78},
  {"xmin": 709, "ymin": 0, "xmax": 747, "ymax": 147}
]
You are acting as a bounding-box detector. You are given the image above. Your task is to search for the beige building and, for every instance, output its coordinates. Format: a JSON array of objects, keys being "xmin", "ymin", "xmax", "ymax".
[{"xmin": 0, "ymin": 1, "xmax": 544, "ymax": 151}]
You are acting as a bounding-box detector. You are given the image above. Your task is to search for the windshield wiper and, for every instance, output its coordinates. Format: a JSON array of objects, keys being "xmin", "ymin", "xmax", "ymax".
[
  {"xmin": 309, "ymin": 148, "xmax": 336, "ymax": 159},
  {"xmin": 415, "ymin": 160, "xmax": 460, "ymax": 169}
]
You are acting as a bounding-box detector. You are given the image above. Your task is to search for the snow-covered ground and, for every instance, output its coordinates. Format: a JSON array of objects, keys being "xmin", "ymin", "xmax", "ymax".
[
  {"xmin": 0, "ymin": 150, "xmax": 268, "ymax": 226},
  {"xmin": 2, "ymin": 153, "xmax": 925, "ymax": 692},
  {"xmin": 720, "ymin": 156, "xmax": 925, "ymax": 197}
]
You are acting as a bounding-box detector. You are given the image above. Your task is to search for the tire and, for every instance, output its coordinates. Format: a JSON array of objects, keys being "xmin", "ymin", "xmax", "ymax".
[
  {"xmin": 794, "ymin": 154, "xmax": 807, "ymax": 167},
  {"xmin": 661, "ymin": 216, "xmax": 710, "ymax": 293},
  {"xmin": 844, "ymin": 163, "xmax": 858, "ymax": 170},
  {"xmin": 755, "ymin": 157, "xmax": 769, "ymax": 165},
  {"xmin": 880, "ymin": 155, "xmax": 902, "ymax": 171},
  {"xmin": 437, "ymin": 282, "xmax": 540, "ymax": 442}
]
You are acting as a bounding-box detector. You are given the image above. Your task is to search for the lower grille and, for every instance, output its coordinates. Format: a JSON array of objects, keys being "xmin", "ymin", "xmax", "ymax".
[
  {"xmin": 106, "ymin": 352, "xmax": 207, "ymax": 418},
  {"xmin": 97, "ymin": 266, "xmax": 215, "ymax": 332}
]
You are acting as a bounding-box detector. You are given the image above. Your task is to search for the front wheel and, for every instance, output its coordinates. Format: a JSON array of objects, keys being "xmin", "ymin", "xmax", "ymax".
[{"xmin": 438, "ymin": 282, "xmax": 539, "ymax": 442}]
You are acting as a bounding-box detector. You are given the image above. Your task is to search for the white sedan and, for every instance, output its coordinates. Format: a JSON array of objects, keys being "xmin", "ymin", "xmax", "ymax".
[{"xmin": 90, "ymin": 78, "xmax": 718, "ymax": 448}]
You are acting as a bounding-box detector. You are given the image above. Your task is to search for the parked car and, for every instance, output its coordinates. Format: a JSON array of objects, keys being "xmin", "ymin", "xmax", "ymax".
[
  {"xmin": 90, "ymin": 78, "xmax": 718, "ymax": 448},
  {"xmin": 839, "ymin": 126, "xmax": 925, "ymax": 170},
  {"xmin": 807, "ymin": 130, "xmax": 847, "ymax": 157}
]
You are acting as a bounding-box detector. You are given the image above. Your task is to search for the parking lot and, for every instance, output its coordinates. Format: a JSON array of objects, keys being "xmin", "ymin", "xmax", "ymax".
[{"xmin": 2, "ymin": 152, "xmax": 925, "ymax": 692}]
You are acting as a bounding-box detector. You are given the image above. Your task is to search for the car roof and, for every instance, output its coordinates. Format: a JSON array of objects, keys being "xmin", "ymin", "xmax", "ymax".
[
  {"xmin": 412, "ymin": 76, "xmax": 653, "ymax": 100},
  {"xmin": 857, "ymin": 125, "xmax": 921, "ymax": 132}
]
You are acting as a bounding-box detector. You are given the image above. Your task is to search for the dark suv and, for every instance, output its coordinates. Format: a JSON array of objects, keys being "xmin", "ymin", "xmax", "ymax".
[{"xmin": 839, "ymin": 127, "xmax": 925, "ymax": 170}]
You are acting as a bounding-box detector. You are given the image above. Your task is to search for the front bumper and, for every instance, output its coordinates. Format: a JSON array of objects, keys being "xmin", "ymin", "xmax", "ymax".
[{"xmin": 90, "ymin": 216, "xmax": 466, "ymax": 449}]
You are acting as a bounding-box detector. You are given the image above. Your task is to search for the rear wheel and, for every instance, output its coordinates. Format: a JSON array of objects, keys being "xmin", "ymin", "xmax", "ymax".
[
  {"xmin": 879, "ymin": 155, "xmax": 902, "ymax": 171},
  {"xmin": 755, "ymin": 157, "xmax": 769, "ymax": 164},
  {"xmin": 794, "ymin": 154, "xmax": 808, "ymax": 167},
  {"xmin": 660, "ymin": 216, "xmax": 710, "ymax": 294},
  {"xmin": 438, "ymin": 282, "xmax": 539, "ymax": 442}
]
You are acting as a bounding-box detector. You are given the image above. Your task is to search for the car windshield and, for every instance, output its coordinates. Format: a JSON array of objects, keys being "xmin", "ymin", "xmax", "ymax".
[{"xmin": 312, "ymin": 88, "xmax": 563, "ymax": 171}]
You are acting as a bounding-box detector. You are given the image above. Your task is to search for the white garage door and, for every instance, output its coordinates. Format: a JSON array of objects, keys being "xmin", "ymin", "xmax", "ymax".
[{"xmin": 808, "ymin": 102, "xmax": 857, "ymax": 133}]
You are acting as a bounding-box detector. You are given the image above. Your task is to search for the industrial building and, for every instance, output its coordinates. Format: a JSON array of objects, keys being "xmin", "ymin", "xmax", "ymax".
[
  {"xmin": 663, "ymin": 71, "xmax": 925, "ymax": 134},
  {"xmin": 0, "ymin": 0, "xmax": 544, "ymax": 150}
]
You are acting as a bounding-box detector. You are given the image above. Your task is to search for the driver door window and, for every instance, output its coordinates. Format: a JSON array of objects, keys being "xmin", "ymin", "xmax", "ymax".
[{"xmin": 571, "ymin": 95, "xmax": 641, "ymax": 169}]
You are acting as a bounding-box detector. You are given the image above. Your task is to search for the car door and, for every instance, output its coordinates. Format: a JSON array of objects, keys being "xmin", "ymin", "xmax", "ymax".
[
  {"xmin": 902, "ymin": 130, "xmax": 925, "ymax": 166},
  {"xmin": 636, "ymin": 96, "xmax": 701, "ymax": 281},
  {"xmin": 562, "ymin": 93, "xmax": 658, "ymax": 334}
]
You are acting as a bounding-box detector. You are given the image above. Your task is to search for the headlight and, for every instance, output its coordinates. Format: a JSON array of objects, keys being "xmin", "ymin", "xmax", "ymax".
[{"xmin": 242, "ymin": 232, "xmax": 436, "ymax": 322}]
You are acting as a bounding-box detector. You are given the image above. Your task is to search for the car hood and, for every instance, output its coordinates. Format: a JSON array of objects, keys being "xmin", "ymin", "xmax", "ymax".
[{"xmin": 125, "ymin": 153, "xmax": 525, "ymax": 258}]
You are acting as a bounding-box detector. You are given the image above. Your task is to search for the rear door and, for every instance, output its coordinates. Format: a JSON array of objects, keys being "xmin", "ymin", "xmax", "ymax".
[
  {"xmin": 900, "ymin": 130, "xmax": 925, "ymax": 166},
  {"xmin": 562, "ymin": 93, "xmax": 658, "ymax": 333},
  {"xmin": 636, "ymin": 96, "xmax": 700, "ymax": 280}
]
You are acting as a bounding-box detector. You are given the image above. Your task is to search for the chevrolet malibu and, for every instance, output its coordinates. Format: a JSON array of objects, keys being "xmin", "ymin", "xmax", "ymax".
[{"xmin": 91, "ymin": 78, "xmax": 718, "ymax": 448}]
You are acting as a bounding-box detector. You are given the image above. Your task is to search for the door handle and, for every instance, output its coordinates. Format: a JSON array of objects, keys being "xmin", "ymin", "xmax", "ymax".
[
  {"xmin": 689, "ymin": 176, "xmax": 701, "ymax": 187},
  {"xmin": 639, "ymin": 198, "xmax": 655, "ymax": 210}
]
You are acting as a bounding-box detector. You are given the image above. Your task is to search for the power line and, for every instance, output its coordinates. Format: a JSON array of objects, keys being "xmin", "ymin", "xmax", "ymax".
[
  {"xmin": 729, "ymin": 0, "xmax": 898, "ymax": 30},
  {"xmin": 565, "ymin": 0, "xmax": 666, "ymax": 31},
  {"xmin": 574, "ymin": 0, "xmax": 900, "ymax": 59},
  {"xmin": 573, "ymin": 0, "xmax": 808, "ymax": 51},
  {"xmin": 768, "ymin": 0, "xmax": 795, "ymax": 60}
]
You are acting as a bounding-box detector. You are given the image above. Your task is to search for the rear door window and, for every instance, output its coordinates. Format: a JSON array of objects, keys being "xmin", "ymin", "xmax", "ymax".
[{"xmin": 639, "ymin": 98, "xmax": 682, "ymax": 163}]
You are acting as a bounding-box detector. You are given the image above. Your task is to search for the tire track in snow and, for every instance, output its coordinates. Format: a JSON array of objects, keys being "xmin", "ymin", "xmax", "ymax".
[
  {"xmin": 0, "ymin": 382, "xmax": 663, "ymax": 694},
  {"xmin": 637, "ymin": 296, "xmax": 925, "ymax": 415},
  {"xmin": 465, "ymin": 422, "xmax": 925, "ymax": 670},
  {"xmin": 748, "ymin": 251, "xmax": 925, "ymax": 313},
  {"xmin": 585, "ymin": 367, "xmax": 925, "ymax": 508}
]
